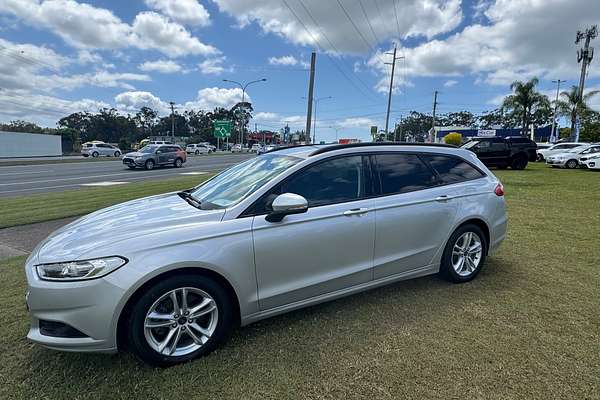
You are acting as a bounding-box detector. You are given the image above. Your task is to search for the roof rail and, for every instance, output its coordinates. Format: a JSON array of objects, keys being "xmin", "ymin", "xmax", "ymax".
[
  {"xmin": 308, "ymin": 142, "xmax": 457, "ymax": 156},
  {"xmin": 264, "ymin": 144, "xmax": 319, "ymax": 154}
]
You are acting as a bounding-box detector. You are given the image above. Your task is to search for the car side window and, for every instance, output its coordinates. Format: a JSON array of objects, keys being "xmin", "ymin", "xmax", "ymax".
[
  {"xmin": 422, "ymin": 155, "xmax": 484, "ymax": 184},
  {"xmin": 280, "ymin": 155, "xmax": 365, "ymax": 207},
  {"xmin": 375, "ymin": 153, "xmax": 438, "ymax": 195}
]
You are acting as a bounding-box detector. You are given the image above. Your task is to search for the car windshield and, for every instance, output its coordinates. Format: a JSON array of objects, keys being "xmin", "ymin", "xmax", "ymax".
[
  {"xmin": 190, "ymin": 154, "xmax": 301, "ymax": 209},
  {"xmin": 139, "ymin": 145, "xmax": 159, "ymax": 153}
]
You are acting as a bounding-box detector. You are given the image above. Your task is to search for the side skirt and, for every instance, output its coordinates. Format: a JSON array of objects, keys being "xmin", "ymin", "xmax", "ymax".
[{"xmin": 240, "ymin": 264, "xmax": 439, "ymax": 326}]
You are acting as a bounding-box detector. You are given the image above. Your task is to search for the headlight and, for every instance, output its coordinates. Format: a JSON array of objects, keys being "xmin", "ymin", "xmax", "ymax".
[{"xmin": 35, "ymin": 256, "xmax": 127, "ymax": 281}]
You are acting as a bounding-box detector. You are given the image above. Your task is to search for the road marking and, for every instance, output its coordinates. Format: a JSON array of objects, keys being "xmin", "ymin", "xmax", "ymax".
[
  {"xmin": 179, "ymin": 172, "xmax": 209, "ymax": 175},
  {"xmin": 80, "ymin": 181, "xmax": 129, "ymax": 187},
  {"xmin": 0, "ymin": 170, "xmax": 54, "ymax": 176}
]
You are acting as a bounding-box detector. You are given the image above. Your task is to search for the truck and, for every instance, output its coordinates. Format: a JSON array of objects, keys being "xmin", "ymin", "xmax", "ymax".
[{"xmin": 461, "ymin": 136, "xmax": 537, "ymax": 170}]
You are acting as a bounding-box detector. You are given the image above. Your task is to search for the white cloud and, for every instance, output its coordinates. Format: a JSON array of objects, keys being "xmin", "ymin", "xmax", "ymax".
[
  {"xmin": 198, "ymin": 56, "xmax": 232, "ymax": 75},
  {"xmin": 212, "ymin": 0, "xmax": 463, "ymax": 54},
  {"xmin": 336, "ymin": 117, "xmax": 375, "ymax": 129},
  {"xmin": 0, "ymin": 1, "xmax": 217, "ymax": 57},
  {"xmin": 139, "ymin": 59, "xmax": 182, "ymax": 74},
  {"xmin": 268, "ymin": 55, "xmax": 298, "ymax": 66},
  {"xmin": 115, "ymin": 91, "xmax": 170, "ymax": 114},
  {"xmin": 185, "ymin": 87, "xmax": 249, "ymax": 110},
  {"xmin": 444, "ymin": 79, "xmax": 458, "ymax": 87},
  {"xmin": 76, "ymin": 50, "xmax": 102, "ymax": 65},
  {"xmin": 144, "ymin": 0, "xmax": 210, "ymax": 27}
]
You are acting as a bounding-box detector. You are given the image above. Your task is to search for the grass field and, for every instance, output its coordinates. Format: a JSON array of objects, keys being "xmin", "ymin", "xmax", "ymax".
[
  {"xmin": 0, "ymin": 174, "xmax": 214, "ymax": 229},
  {"xmin": 0, "ymin": 163, "xmax": 598, "ymax": 399}
]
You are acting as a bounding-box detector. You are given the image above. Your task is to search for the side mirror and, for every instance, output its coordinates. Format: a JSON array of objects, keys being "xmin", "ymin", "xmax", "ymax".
[
  {"xmin": 155, "ymin": 150, "xmax": 161, "ymax": 154},
  {"xmin": 265, "ymin": 193, "xmax": 308, "ymax": 223}
]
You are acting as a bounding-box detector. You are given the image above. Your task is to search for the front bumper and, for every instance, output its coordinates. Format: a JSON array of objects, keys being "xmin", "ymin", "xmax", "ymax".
[
  {"xmin": 25, "ymin": 257, "xmax": 126, "ymax": 353},
  {"xmin": 122, "ymin": 157, "xmax": 143, "ymax": 167}
]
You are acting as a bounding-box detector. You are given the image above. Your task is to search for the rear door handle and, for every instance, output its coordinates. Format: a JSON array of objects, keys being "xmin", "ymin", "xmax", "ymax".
[
  {"xmin": 435, "ymin": 195, "xmax": 454, "ymax": 202},
  {"xmin": 343, "ymin": 207, "xmax": 369, "ymax": 216}
]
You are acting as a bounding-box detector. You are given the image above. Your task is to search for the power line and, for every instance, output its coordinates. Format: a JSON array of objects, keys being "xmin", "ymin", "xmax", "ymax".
[
  {"xmin": 282, "ymin": 0, "xmax": 379, "ymax": 103},
  {"xmin": 335, "ymin": 0, "xmax": 384, "ymax": 62},
  {"xmin": 392, "ymin": 0, "xmax": 402, "ymax": 39},
  {"xmin": 358, "ymin": 0, "xmax": 380, "ymax": 45}
]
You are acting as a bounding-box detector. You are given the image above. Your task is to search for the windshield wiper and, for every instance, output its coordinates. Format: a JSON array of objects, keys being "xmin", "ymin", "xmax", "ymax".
[{"xmin": 177, "ymin": 191, "xmax": 202, "ymax": 209}]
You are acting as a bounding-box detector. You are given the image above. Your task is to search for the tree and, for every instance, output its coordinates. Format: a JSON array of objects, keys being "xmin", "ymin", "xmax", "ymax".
[
  {"xmin": 0, "ymin": 120, "xmax": 44, "ymax": 133},
  {"xmin": 133, "ymin": 107, "xmax": 157, "ymax": 140},
  {"xmin": 502, "ymin": 77, "xmax": 549, "ymax": 135},
  {"xmin": 477, "ymin": 109, "xmax": 505, "ymax": 129},
  {"xmin": 442, "ymin": 111, "xmax": 476, "ymax": 127},
  {"xmin": 556, "ymin": 85, "xmax": 600, "ymax": 134},
  {"xmin": 579, "ymin": 109, "xmax": 600, "ymax": 142}
]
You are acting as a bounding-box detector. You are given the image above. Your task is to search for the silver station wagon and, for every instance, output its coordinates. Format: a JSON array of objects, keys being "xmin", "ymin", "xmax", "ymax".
[{"xmin": 25, "ymin": 143, "xmax": 507, "ymax": 366}]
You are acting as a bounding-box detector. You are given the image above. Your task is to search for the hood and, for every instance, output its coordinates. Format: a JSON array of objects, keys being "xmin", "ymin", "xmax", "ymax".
[
  {"xmin": 124, "ymin": 151, "xmax": 145, "ymax": 157},
  {"xmin": 36, "ymin": 193, "xmax": 225, "ymax": 263}
]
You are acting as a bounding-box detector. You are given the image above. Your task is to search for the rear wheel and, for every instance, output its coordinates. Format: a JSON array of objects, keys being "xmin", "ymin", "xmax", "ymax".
[
  {"xmin": 565, "ymin": 159, "xmax": 578, "ymax": 169},
  {"xmin": 174, "ymin": 158, "xmax": 183, "ymax": 168},
  {"xmin": 127, "ymin": 274, "xmax": 235, "ymax": 367},
  {"xmin": 145, "ymin": 159, "xmax": 155, "ymax": 170},
  {"xmin": 114, "ymin": 151, "xmax": 121, "ymax": 157},
  {"xmin": 92, "ymin": 151, "xmax": 99, "ymax": 158},
  {"xmin": 439, "ymin": 224, "xmax": 487, "ymax": 283},
  {"xmin": 510, "ymin": 155, "xmax": 528, "ymax": 170}
]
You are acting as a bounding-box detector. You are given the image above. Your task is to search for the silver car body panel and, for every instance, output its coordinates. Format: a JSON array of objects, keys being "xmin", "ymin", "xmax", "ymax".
[{"xmin": 25, "ymin": 145, "xmax": 507, "ymax": 353}]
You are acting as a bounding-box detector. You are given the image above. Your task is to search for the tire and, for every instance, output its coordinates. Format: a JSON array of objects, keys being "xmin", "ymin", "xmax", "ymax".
[
  {"xmin": 114, "ymin": 151, "xmax": 121, "ymax": 157},
  {"xmin": 145, "ymin": 159, "xmax": 155, "ymax": 170},
  {"xmin": 565, "ymin": 159, "xmax": 578, "ymax": 169},
  {"xmin": 536, "ymin": 154, "xmax": 544, "ymax": 162},
  {"xmin": 127, "ymin": 274, "xmax": 235, "ymax": 367},
  {"xmin": 195, "ymin": 150, "xmax": 199, "ymax": 155},
  {"xmin": 92, "ymin": 151, "xmax": 99, "ymax": 158},
  {"xmin": 174, "ymin": 158, "xmax": 183, "ymax": 168},
  {"xmin": 439, "ymin": 224, "xmax": 487, "ymax": 283},
  {"xmin": 510, "ymin": 155, "xmax": 528, "ymax": 170}
]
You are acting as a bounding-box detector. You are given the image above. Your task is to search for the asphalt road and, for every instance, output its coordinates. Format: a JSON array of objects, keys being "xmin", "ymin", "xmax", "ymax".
[{"xmin": 0, "ymin": 153, "xmax": 255, "ymax": 197}]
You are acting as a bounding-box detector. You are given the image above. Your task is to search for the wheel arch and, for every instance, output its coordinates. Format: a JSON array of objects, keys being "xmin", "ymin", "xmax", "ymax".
[
  {"xmin": 116, "ymin": 266, "xmax": 241, "ymax": 351},
  {"xmin": 450, "ymin": 217, "xmax": 491, "ymax": 253}
]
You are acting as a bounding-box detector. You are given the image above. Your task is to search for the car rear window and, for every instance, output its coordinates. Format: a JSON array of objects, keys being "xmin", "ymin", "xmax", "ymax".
[
  {"xmin": 421, "ymin": 155, "xmax": 484, "ymax": 184},
  {"xmin": 375, "ymin": 154, "xmax": 437, "ymax": 195}
]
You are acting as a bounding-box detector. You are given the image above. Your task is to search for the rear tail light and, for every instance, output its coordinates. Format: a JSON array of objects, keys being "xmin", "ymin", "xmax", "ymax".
[{"xmin": 494, "ymin": 183, "xmax": 504, "ymax": 196}]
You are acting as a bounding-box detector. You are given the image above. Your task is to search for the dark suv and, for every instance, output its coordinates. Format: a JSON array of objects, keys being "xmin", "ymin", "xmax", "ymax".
[{"xmin": 461, "ymin": 136, "xmax": 537, "ymax": 170}]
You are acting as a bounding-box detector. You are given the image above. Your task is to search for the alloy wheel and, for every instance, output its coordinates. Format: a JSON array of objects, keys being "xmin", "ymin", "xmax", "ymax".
[
  {"xmin": 143, "ymin": 287, "xmax": 218, "ymax": 357},
  {"xmin": 451, "ymin": 232, "xmax": 483, "ymax": 277}
]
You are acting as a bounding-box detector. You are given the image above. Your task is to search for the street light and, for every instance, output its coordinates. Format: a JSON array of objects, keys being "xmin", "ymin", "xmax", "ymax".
[
  {"xmin": 329, "ymin": 126, "xmax": 342, "ymax": 143},
  {"xmin": 223, "ymin": 78, "xmax": 267, "ymax": 145},
  {"xmin": 302, "ymin": 95, "xmax": 332, "ymax": 144}
]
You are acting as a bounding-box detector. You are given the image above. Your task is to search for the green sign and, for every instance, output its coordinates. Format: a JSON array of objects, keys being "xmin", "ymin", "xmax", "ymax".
[{"xmin": 213, "ymin": 120, "xmax": 232, "ymax": 138}]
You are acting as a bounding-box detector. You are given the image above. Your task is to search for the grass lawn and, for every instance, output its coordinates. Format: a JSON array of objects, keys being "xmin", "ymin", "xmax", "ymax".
[
  {"xmin": 0, "ymin": 163, "xmax": 598, "ymax": 399},
  {"xmin": 0, "ymin": 174, "xmax": 214, "ymax": 229}
]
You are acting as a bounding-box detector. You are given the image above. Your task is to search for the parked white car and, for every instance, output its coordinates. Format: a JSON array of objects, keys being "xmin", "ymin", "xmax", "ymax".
[
  {"xmin": 580, "ymin": 153, "xmax": 600, "ymax": 170},
  {"xmin": 536, "ymin": 142, "xmax": 589, "ymax": 161},
  {"xmin": 231, "ymin": 144, "xmax": 243, "ymax": 153},
  {"xmin": 199, "ymin": 142, "xmax": 215, "ymax": 152},
  {"xmin": 251, "ymin": 143, "xmax": 263, "ymax": 153},
  {"xmin": 186, "ymin": 144, "xmax": 210, "ymax": 155},
  {"xmin": 545, "ymin": 145, "xmax": 600, "ymax": 168},
  {"xmin": 81, "ymin": 142, "xmax": 122, "ymax": 158}
]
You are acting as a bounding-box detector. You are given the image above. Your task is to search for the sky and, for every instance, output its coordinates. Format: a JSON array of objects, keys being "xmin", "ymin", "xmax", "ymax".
[{"xmin": 0, "ymin": 0, "xmax": 599, "ymax": 143}]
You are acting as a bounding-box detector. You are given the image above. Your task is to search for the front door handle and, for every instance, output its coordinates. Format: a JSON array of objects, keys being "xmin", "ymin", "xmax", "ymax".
[
  {"xmin": 435, "ymin": 195, "xmax": 454, "ymax": 202},
  {"xmin": 343, "ymin": 207, "xmax": 369, "ymax": 216}
]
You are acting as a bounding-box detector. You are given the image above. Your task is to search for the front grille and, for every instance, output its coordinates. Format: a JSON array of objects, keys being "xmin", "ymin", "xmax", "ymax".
[{"xmin": 39, "ymin": 320, "xmax": 88, "ymax": 338}]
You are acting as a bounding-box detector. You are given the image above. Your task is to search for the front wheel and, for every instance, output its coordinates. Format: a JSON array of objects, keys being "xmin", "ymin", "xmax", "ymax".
[
  {"xmin": 439, "ymin": 224, "xmax": 487, "ymax": 283},
  {"xmin": 537, "ymin": 154, "xmax": 544, "ymax": 162},
  {"xmin": 565, "ymin": 159, "xmax": 578, "ymax": 169},
  {"xmin": 510, "ymin": 155, "xmax": 528, "ymax": 170},
  {"xmin": 195, "ymin": 150, "xmax": 199, "ymax": 155},
  {"xmin": 114, "ymin": 151, "xmax": 121, "ymax": 157},
  {"xmin": 127, "ymin": 274, "xmax": 235, "ymax": 367},
  {"xmin": 92, "ymin": 151, "xmax": 99, "ymax": 158}
]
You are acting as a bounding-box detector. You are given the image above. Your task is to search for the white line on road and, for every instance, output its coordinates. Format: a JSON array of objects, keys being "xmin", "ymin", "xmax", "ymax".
[
  {"xmin": 80, "ymin": 181, "xmax": 129, "ymax": 186},
  {"xmin": 0, "ymin": 170, "xmax": 54, "ymax": 176},
  {"xmin": 179, "ymin": 172, "xmax": 209, "ymax": 175}
]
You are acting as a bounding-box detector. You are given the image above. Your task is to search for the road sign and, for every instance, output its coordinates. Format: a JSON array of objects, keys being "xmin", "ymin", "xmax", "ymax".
[{"xmin": 213, "ymin": 120, "xmax": 232, "ymax": 138}]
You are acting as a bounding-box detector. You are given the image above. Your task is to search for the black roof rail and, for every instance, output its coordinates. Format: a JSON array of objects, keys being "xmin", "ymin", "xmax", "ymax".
[
  {"xmin": 308, "ymin": 142, "xmax": 457, "ymax": 156},
  {"xmin": 264, "ymin": 144, "xmax": 319, "ymax": 154}
]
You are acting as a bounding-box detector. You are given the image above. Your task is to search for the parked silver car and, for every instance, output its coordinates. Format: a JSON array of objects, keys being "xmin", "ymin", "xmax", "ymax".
[
  {"xmin": 545, "ymin": 144, "xmax": 600, "ymax": 168},
  {"xmin": 25, "ymin": 143, "xmax": 507, "ymax": 366},
  {"xmin": 122, "ymin": 144, "xmax": 187, "ymax": 170}
]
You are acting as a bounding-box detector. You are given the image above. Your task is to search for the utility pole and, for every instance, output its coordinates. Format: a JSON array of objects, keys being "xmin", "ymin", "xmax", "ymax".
[
  {"xmin": 169, "ymin": 101, "xmax": 175, "ymax": 139},
  {"xmin": 312, "ymin": 96, "xmax": 332, "ymax": 144},
  {"xmin": 305, "ymin": 52, "xmax": 316, "ymax": 144},
  {"xmin": 431, "ymin": 91, "xmax": 438, "ymax": 142},
  {"xmin": 574, "ymin": 25, "xmax": 597, "ymax": 142},
  {"xmin": 550, "ymin": 79, "xmax": 564, "ymax": 143},
  {"xmin": 384, "ymin": 47, "xmax": 404, "ymax": 136}
]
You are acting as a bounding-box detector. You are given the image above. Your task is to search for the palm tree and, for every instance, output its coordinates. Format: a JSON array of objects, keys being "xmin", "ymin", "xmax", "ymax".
[
  {"xmin": 556, "ymin": 85, "xmax": 599, "ymax": 133},
  {"xmin": 502, "ymin": 77, "xmax": 549, "ymax": 136}
]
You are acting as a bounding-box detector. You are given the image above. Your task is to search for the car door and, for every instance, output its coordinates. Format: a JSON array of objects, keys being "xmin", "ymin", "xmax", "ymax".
[
  {"xmin": 371, "ymin": 153, "xmax": 459, "ymax": 279},
  {"xmin": 251, "ymin": 155, "xmax": 376, "ymax": 310}
]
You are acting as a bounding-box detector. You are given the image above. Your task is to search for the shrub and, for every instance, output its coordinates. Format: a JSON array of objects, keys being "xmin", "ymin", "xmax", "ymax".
[{"xmin": 444, "ymin": 132, "xmax": 462, "ymax": 146}]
